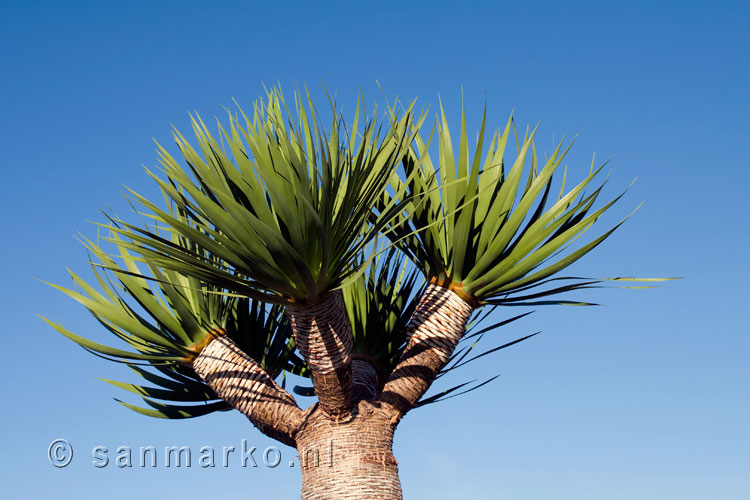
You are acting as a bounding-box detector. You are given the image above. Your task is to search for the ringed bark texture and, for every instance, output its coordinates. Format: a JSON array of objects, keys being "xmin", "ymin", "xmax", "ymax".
[
  {"xmin": 351, "ymin": 357, "xmax": 380, "ymax": 401},
  {"xmin": 193, "ymin": 335, "xmax": 304, "ymax": 447},
  {"xmin": 286, "ymin": 291, "xmax": 354, "ymax": 419},
  {"xmin": 380, "ymin": 283, "xmax": 474, "ymax": 421},
  {"xmin": 296, "ymin": 400, "xmax": 402, "ymax": 500}
]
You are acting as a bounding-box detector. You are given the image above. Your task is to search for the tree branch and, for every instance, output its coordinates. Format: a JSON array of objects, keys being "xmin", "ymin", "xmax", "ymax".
[
  {"xmin": 378, "ymin": 283, "xmax": 474, "ymax": 422},
  {"xmin": 286, "ymin": 290, "xmax": 354, "ymax": 419},
  {"xmin": 193, "ymin": 335, "xmax": 304, "ymax": 447},
  {"xmin": 351, "ymin": 354, "xmax": 382, "ymax": 402}
]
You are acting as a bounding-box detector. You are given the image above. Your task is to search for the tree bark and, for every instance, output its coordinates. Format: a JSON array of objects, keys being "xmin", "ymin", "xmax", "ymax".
[
  {"xmin": 290, "ymin": 284, "xmax": 473, "ymax": 499},
  {"xmin": 286, "ymin": 291, "xmax": 354, "ymax": 419},
  {"xmin": 351, "ymin": 356, "xmax": 381, "ymax": 402},
  {"xmin": 194, "ymin": 285, "xmax": 474, "ymax": 498},
  {"xmin": 193, "ymin": 334, "xmax": 304, "ymax": 447},
  {"xmin": 295, "ymin": 400, "xmax": 402, "ymax": 500},
  {"xmin": 379, "ymin": 283, "xmax": 474, "ymax": 422}
]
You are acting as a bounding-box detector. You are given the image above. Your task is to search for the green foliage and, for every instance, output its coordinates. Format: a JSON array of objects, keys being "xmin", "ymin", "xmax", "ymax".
[
  {"xmin": 43, "ymin": 87, "xmax": 671, "ymax": 418},
  {"xmin": 379, "ymin": 98, "xmax": 666, "ymax": 305},
  {"xmin": 40, "ymin": 213, "xmax": 304, "ymax": 418},
  {"xmin": 107, "ymin": 87, "xmax": 417, "ymax": 304},
  {"xmin": 343, "ymin": 248, "xmax": 422, "ymax": 374}
]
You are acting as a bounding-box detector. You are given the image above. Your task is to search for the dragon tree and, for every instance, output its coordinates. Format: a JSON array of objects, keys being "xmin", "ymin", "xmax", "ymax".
[{"xmin": 43, "ymin": 87, "xmax": 666, "ymax": 499}]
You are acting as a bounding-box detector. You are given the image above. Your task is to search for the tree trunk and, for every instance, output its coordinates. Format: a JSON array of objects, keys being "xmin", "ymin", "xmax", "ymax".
[
  {"xmin": 295, "ymin": 400, "xmax": 402, "ymax": 500},
  {"xmin": 193, "ymin": 334, "xmax": 304, "ymax": 447},
  {"xmin": 192, "ymin": 284, "xmax": 475, "ymax": 498},
  {"xmin": 291, "ymin": 284, "xmax": 473, "ymax": 499},
  {"xmin": 380, "ymin": 283, "xmax": 474, "ymax": 421},
  {"xmin": 286, "ymin": 291, "xmax": 354, "ymax": 419}
]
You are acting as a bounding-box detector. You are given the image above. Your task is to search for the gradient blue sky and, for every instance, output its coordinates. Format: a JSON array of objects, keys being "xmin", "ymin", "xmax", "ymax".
[{"xmin": 2, "ymin": 1, "xmax": 748, "ymax": 499}]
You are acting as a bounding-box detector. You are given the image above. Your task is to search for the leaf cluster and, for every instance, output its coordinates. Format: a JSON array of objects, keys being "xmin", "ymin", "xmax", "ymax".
[{"xmin": 43, "ymin": 87, "xmax": 669, "ymax": 417}]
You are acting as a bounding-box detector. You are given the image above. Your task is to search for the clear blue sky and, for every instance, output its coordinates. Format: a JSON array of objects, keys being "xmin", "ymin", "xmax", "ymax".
[{"xmin": 2, "ymin": 1, "xmax": 748, "ymax": 499}]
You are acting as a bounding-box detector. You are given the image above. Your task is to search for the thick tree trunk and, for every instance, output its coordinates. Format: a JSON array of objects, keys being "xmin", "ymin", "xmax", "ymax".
[
  {"xmin": 193, "ymin": 334, "xmax": 304, "ymax": 447},
  {"xmin": 286, "ymin": 291, "xmax": 354, "ymax": 419},
  {"xmin": 295, "ymin": 400, "xmax": 402, "ymax": 500},
  {"xmin": 380, "ymin": 283, "xmax": 474, "ymax": 421},
  {"xmin": 351, "ymin": 355, "xmax": 381, "ymax": 401},
  {"xmin": 289, "ymin": 284, "xmax": 472, "ymax": 499},
  {"xmin": 193, "ymin": 285, "xmax": 475, "ymax": 498}
]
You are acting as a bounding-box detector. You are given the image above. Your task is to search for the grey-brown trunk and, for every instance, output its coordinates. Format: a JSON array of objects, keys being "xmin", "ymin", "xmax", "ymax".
[{"xmin": 295, "ymin": 400, "xmax": 402, "ymax": 500}]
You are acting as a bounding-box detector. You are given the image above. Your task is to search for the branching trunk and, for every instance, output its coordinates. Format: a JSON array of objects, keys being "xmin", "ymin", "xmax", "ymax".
[
  {"xmin": 379, "ymin": 283, "xmax": 474, "ymax": 421},
  {"xmin": 193, "ymin": 334, "xmax": 304, "ymax": 447},
  {"xmin": 295, "ymin": 400, "xmax": 402, "ymax": 500},
  {"xmin": 196, "ymin": 284, "xmax": 473, "ymax": 498},
  {"xmin": 351, "ymin": 355, "xmax": 381, "ymax": 402},
  {"xmin": 286, "ymin": 291, "xmax": 354, "ymax": 419}
]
